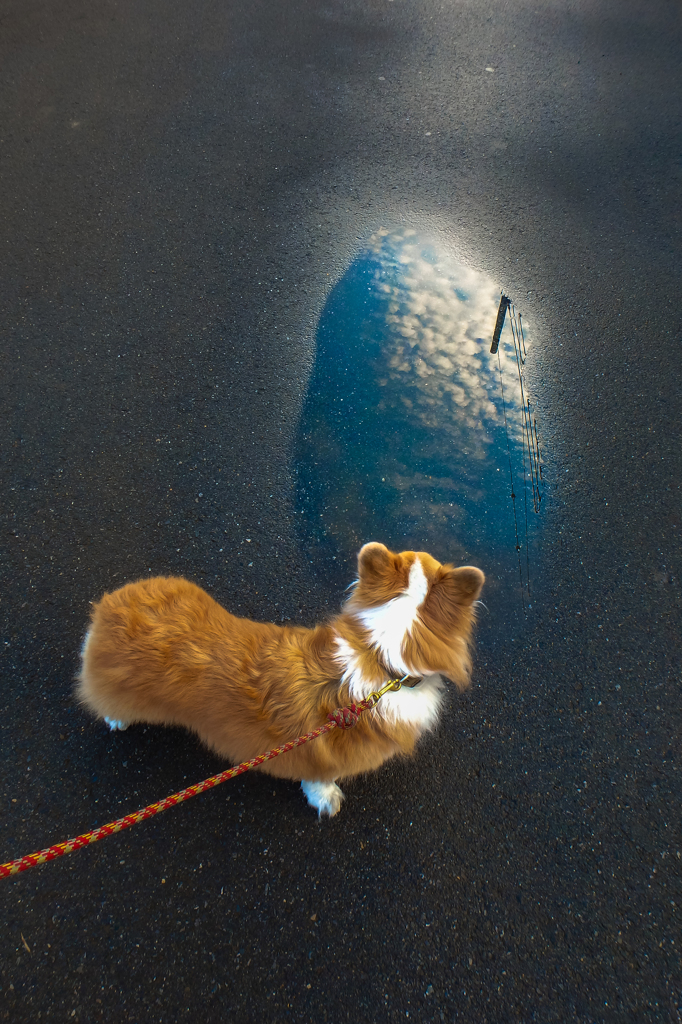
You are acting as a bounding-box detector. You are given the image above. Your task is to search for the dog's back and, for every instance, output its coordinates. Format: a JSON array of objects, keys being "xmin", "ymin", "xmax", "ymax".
[
  {"xmin": 78, "ymin": 576, "xmax": 249, "ymax": 728},
  {"xmin": 77, "ymin": 575, "xmax": 342, "ymax": 769}
]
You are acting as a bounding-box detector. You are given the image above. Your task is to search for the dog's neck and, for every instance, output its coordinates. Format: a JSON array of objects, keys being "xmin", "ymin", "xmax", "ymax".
[
  {"xmin": 329, "ymin": 614, "xmax": 442, "ymax": 730},
  {"xmin": 331, "ymin": 609, "xmax": 413, "ymax": 680},
  {"xmin": 374, "ymin": 655, "xmax": 422, "ymax": 688}
]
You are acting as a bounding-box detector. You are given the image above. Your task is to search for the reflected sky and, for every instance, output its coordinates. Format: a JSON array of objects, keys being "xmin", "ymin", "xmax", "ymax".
[{"xmin": 294, "ymin": 229, "xmax": 543, "ymax": 627}]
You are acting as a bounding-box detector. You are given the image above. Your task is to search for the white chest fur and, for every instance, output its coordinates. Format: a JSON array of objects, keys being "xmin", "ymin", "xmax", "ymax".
[
  {"xmin": 370, "ymin": 673, "xmax": 445, "ymax": 731},
  {"xmin": 334, "ymin": 636, "xmax": 444, "ymax": 732}
]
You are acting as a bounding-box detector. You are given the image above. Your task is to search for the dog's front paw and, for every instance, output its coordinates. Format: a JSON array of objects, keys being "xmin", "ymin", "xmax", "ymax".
[
  {"xmin": 104, "ymin": 717, "xmax": 129, "ymax": 732},
  {"xmin": 301, "ymin": 780, "xmax": 344, "ymax": 818}
]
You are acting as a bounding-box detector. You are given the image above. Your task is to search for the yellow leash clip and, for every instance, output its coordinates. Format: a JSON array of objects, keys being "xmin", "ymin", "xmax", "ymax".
[{"xmin": 365, "ymin": 677, "xmax": 404, "ymax": 706}]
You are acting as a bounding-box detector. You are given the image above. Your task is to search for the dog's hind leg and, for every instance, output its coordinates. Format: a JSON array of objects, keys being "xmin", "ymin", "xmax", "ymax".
[{"xmin": 301, "ymin": 780, "xmax": 344, "ymax": 818}]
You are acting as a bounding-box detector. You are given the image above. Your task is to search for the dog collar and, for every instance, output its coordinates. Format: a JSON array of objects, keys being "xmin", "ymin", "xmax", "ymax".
[
  {"xmin": 396, "ymin": 673, "xmax": 422, "ymax": 688},
  {"xmin": 376, "ymin": 658, "xmax": 422, "ymax": 688}
]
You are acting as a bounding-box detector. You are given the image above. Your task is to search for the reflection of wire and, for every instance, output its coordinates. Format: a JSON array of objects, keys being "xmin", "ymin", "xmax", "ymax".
[
  {"xmin": 509, "ymin": 305, "xmax": 542, "ymax": 513},
  {"xmin": 533, "ymin": 414, "xmax": 543, "ymax": 483},
  {"xmin": 508, "ymin": 309, "xmax": 532, "ymax": 600},
  {"xmin": 492, "ymin": 296, "xmax": 545, "ymax": 612},
  {"xmin": 496, "ymin": 348, "xmax": 525, "ymax": 615},
  {"xmin": 518, "ymin": 311, "xmax": 527, "ymax": 360}
]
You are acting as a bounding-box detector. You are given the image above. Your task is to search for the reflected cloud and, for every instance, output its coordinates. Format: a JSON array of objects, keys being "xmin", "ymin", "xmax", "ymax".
[{"xmin": 366, "ymin": 228, "xmax": 529, "ymax": 452}]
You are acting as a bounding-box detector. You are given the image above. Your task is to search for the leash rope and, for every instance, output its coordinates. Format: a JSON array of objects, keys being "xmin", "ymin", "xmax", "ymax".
[{"xmin": 1, "ymin": 679, "xmax": 403, "ymax": 879}]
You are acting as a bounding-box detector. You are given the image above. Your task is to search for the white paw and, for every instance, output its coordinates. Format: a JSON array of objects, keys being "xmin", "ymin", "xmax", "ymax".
[
  {"xmin": 301, "ymin": 780, "xmax": 344, "ymax": 818},
  {"xmin": 104, "ymin": 717, "xmax": 129, "ymax": 732}
]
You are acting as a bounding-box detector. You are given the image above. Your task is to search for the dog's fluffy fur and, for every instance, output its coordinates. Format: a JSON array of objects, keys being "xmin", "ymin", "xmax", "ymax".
[{"xmin": 77, "ymin": 543, "xmax": 484, "ymax": 816}]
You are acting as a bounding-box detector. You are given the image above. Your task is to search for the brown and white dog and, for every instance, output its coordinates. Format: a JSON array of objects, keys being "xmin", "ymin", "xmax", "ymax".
[{"xmin": 77, "ymin": 542, "xmax": 484, "ymax": 816}]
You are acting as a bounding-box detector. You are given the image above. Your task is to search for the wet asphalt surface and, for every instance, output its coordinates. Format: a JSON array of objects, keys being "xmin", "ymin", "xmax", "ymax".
[{"xmin": 1, "ymin": 0, "xmax": 681, "ymax": 1021}]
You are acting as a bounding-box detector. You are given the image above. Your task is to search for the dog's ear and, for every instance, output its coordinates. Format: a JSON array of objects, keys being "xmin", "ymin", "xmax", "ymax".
[
  {"xmin": 357, "ymin": 542, "xmax": 392, "ymax": 578},
  {"xmin": 430, "ymin": 565, "xmax": 485, "ymax": 611},
  {"xmin": 452, "ymin": 566, "xmax": 485, "ymax": 603}
]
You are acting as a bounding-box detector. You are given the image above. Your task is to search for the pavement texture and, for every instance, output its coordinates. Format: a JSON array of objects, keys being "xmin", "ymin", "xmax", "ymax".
[{"xmin": 1, "ymin": 0, "xmax": 681, "ymax": 1021}]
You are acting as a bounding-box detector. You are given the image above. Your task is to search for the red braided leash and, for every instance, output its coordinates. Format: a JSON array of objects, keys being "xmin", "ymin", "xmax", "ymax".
[{"xmin": 0, "ymin": 695, "xmax": 381, "ymax": 879}]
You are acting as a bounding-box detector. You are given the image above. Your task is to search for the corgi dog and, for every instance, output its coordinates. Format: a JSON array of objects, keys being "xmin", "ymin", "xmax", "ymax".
[{"xmin": 77, "ymin": 542, "xmax": 484, "ymax": 817}]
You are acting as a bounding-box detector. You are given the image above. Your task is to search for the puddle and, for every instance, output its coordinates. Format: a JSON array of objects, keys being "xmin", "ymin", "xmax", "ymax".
[{"xmin": 294, "ymin": 228, "xmax": 544, "ymax": 634}]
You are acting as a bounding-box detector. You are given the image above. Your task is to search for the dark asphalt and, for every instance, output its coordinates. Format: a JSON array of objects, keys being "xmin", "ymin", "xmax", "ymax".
[{"xmin": 1, "ymin": 0, "xmax": 681, "ymax": 1021}]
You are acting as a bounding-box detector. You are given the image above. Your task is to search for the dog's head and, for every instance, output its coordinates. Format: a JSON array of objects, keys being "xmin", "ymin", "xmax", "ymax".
[{"xmin": 346, "ymin": 542, "xmax": 485, "ymax": 690}]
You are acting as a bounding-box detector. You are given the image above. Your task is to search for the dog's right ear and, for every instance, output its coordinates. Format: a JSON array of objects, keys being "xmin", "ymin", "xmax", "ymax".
[{"xmin": 357, "ymin": 542, "xmax": 392, "ymax": 578}]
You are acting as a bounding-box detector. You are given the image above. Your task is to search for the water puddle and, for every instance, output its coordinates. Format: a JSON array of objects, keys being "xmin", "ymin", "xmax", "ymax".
[{"xmin": 295, "ymin": 228, "xmax": 544, "ymax": 634}]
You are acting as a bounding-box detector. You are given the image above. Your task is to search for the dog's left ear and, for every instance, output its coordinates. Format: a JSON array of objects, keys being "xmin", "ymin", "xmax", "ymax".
[
  {"xmin": 430, "ymin": 565, "xmax": 485, "ymax": 609},
  {"xmin": 357, "ymin": 542, "xmax": 393, "ymax": 578}
]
